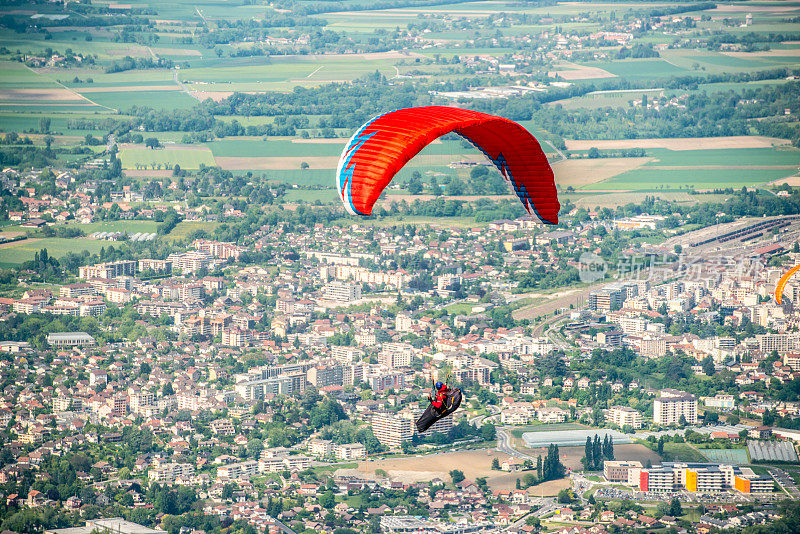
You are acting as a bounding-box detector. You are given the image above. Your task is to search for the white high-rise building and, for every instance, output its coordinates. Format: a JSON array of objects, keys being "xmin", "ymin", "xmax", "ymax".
[
  {"xmin": 371, "ymin": 413, "xmax": 412, "ymax": 449},
  {"xmin": 653, "ymin": 389, "xmax": 697, "ymax": 425}
]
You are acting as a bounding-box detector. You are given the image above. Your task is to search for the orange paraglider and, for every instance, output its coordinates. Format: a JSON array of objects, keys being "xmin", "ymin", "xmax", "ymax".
[{"xmin": 775, "ymin": 264, "xmax": 800, "ymax": 304}]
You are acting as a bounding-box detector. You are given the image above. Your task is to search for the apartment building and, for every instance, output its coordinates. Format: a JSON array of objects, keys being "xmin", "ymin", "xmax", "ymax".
[
  {"xmin": 653, "ymin": 389, "xmax": 697, "ymax": 425},
  {"xmin": 148, "ymin": 463, "xmax": 195, "ymax": 483},
  {"xmin": 323, "ymin": 281, "xmax": 361, "ymax": 302},
  {"xmin": 78, "ymin": 260, "xmax": 136, "ymax": 280},
  {"xmin": 603, "ymin": 460, "xmax": 642, "ymax": 482},
  {"xmin": 607, "ymin": 406, "xmax": 643, "ymax": 429},
  {"xmin": 372, "ymin": 413, "xmax": 413, "ymax": 449}
]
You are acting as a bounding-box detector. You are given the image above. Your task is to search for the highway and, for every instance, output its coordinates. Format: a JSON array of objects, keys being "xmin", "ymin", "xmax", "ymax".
[{"xmin": 496, "ymin": 427, "xmax": 534, "ymax": 460}]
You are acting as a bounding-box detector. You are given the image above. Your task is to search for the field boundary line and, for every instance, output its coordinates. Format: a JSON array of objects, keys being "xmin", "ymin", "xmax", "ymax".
[{"xmin": 24, "ymin": 65, "xmax": 118, "ymax": 112}]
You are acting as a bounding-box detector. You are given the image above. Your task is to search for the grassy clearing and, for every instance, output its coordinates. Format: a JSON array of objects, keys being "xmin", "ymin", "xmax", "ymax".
[
  {"xmin": 166, "ymin": 221, "xmax": 221, "ymax": 242},
  {"xmin": 660, "ymin": 443, "xmax": 708, "ymax": 463},
  {"xmin": 119, "ymin": 147, "xmax": 215, "ymax": 170},
  {"xmin": 71, "ymin": 221, "xmax": 160, "ymax": 234}
]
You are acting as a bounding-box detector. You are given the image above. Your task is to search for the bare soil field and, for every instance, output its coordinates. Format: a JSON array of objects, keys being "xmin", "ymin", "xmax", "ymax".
[
  {"xmin": 552, "ymin": 157, "xmax": 652, "ymax": 188},
  {"xmin": 513, "ymin": 284, "xmax": 604, "ymax": 320},
  {"xmin": 123, "ymin": 170, "xmax": 173, "ymax": 178},
  {"xmin": 0, "ymin": 88, "xmax": 88, "ymax": 102},
  {"xmin": 0, "ymin": 237, "xmax": 36, "ymax": 249},
  {"xmin": 565, "ymin": 136, "xmax": 790, "ymax": 151},
  {"xmin": 152, "ymin": 47, "xmax": 202, "ymax": 56},
  {"xmin": 191, "ymin": 91, "xmax": 234, "ymax": 102},
  {"xmin": 549, "ymin": 62, "xmax": 616, "ymax": 80},
  {"xmin": 523, "ymin": 444, "xmax": 661, "ymax": 471},
  {"xmin": 723, "ymin": 50, "xmax": 800, "ymax": 58},
  {"xmin": 352, "ymin": 449, "xmax": 570, "ymax": 493},
  {"xmin": 770, "ymin": 174, "xmax": 800, "ymax": 186},
  {"xmin": 711, "ymin": 5, "xmax": 800, "ymax": 12}
]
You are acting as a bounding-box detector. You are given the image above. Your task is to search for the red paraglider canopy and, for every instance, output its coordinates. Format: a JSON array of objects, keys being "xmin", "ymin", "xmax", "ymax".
[{"xmin": 336, "ymin": 106, "xmax": 559, "ymax": 224}]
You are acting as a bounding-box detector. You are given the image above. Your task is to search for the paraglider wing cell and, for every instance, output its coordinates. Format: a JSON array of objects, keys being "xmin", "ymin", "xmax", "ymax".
[
  {"xmin": 336, "ymin": 106, "xmax": 559, "ymax": 224},
  {"xmin": 415, "ymin": 388, "xmax": 463, "ymax": 433},
  {"xmin": 775, "ymin": 263, "xmax": 800, "ymax": 304}
]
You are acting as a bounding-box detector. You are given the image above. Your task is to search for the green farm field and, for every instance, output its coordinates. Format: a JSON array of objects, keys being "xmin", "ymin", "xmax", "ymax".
[
  {"xmin": 583, "ymin": 167, "xmax": 796, "ymax": 191},
  {"xmin": 81, "ymin": 90, "xmax": 198, "ymax": 111},
  {"xmin": 118, "ymin": 147, "xmax": 216, "ymax": 170},
  {"xmin": 72, "ymin": 221, "xmax": 160, "ymax": 234},
  {"xmin": 0, "ymin": 237, "xmax": 115, "ymax": 267}
]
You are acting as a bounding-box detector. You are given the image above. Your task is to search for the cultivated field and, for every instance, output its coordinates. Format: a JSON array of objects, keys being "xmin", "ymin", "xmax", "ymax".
[
  {"xmin": 552, "ymin": 157, "xmax": 653, "ymax": 188},
  {"xmin": 118, "ymin": 146, "xmax": 216, "ymax": 170},
  {"xmin": 353, "ymin": 449, "xmax": 570, "ymax": 493},
  {"xmin": 0, "ymin": 237, "xmax": 114, "ymax": 267}
]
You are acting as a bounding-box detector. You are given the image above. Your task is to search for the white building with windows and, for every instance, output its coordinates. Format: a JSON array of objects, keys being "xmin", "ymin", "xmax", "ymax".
[{"xmin": 653, "ymin": 389, "xmax": 697, "ymax": 425}]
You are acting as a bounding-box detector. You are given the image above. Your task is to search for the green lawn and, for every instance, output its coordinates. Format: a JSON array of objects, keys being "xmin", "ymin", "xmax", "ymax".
[{"xmin": 119, "ymin": 147, "xmax": 216, "ymax": 170}]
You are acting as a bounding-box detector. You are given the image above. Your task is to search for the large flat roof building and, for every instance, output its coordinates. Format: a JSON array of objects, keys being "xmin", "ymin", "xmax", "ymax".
[
  {"xmin": 46, "ymin": 332, "xmax": 96, "ymax": 347},
  {"xmin": 46, "ymin": 518, "xmax": 166, "ymax": 534}
]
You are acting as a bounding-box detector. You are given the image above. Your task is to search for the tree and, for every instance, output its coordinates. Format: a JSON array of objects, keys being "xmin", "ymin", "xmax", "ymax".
[
  {"xmin": 491, "ymin": 458, "xmax": 500, "ymax": 470},
  {"xmin": 668, "ymin": 496, "xmax": 683, "ymax": 517},
  {"xmin": 449, "ymin": 469, "xmax": 465, "ymax": 484},
  {"xmin": 702, "ymin": 355, "xmax": 715, "ymax": 376},
  {"xmin": 557, "ymin": 488, "xmax": 574, "ymax": 503},
  {"xmin": 593, "ymin": 435, "xmax": 602, "ymax": 470},
  {"xmin": 584, "ymin": 436, "xmax": 593, "ymax": 469},
  {"xmin": 587, "ymin": 147, "xmax": 600, "ymax": 159},
  {"xmin": 319, "ymin": 490, "xmax": 335, "ymax": 509},
  {"xmin": 657, "ymin": 436, "xmax": 665, "ymax": 455},
  {"xmin": 145, "ymin": 137, "xmax": 161, "ymax": 149},
  {"xmin": 39, "ymin": 117, "xmax": 51, "ymax": 133}
]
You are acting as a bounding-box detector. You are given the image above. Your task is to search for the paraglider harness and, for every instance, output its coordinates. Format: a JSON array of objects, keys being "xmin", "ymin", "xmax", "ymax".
[{"xmin": 416, "ymin": 374, "xmax": 463, "ymax": 433}]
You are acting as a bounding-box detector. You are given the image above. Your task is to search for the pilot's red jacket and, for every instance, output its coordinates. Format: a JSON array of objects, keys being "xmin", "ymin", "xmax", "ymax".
[{"xmin": 431, "ymin": 385, "xmax": 448, "ymax": 409}]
